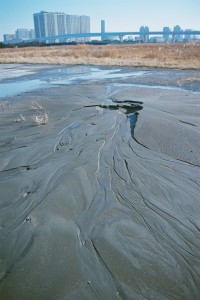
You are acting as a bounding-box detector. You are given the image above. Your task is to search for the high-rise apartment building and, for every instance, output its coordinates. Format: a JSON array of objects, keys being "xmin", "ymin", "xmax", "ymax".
[
  {"xmin": 173, "ymin": 25, "xmax": 183, "ymax": 42},
  {"xmin": 33, "ymin": 11, "xmax": 90, "ymax": 43},
  {"xmin": 80, "ymin": 15, "xmax": 90, "ymax": 42},
  {"xmin": 163, "ymin": 27, "xmax": 171, "ymax": 42},
  {"xmin": 139, "ymin": 26, "xmax": 149, "ymax": 42}
]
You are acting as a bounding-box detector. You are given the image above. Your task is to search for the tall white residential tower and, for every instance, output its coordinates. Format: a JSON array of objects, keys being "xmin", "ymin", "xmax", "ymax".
[{"xmin": 33, "ymin": 11, "xmax": 90, "ymax": 43}]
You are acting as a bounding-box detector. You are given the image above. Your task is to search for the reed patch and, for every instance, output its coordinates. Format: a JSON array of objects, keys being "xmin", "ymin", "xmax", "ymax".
[{"xmin": 0, "ymin": 42, "xmax": 200, "ymax": 69}]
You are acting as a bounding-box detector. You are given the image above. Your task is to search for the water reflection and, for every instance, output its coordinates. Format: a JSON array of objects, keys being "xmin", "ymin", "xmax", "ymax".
[
  {"xmin": 0, "ymin": 66, "xmax": 147, "ymax": 98},
  {"xmin": 0, "ymin": 80, "xmax": 48, "ymax": 98}
]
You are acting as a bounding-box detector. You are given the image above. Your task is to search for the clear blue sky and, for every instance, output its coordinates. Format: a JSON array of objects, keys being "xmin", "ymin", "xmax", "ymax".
[{"xmin": 0, "ymin": 0, "xmax": 199, "ymax": 41}]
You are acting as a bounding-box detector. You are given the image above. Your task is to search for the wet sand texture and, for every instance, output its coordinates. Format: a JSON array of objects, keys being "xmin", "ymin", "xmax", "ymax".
[{"xmin": 1, "ymin": 69, "xmax": 200, "ymax": 299}]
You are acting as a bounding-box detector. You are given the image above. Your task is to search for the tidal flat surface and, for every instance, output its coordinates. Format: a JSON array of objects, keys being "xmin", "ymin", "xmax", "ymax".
[{"xmin": 0, "ymin": 64, "xmax": 200, "ymax": 300}]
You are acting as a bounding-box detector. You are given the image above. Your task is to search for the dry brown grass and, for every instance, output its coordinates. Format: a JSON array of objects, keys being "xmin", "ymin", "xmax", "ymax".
[
  {"xmin": 32, "ymin": 111, "xmax": 49, "ymax": 126},
  {"xmin": 1, "ymin": 42, "xmax": 200, "ymax": 69},
  {"xmin": 31, "ymin": 101, "xmax": 48, "ymax": 126},
  {"xmin": 0, "ymin": 100, "xmax": 11, "ymax": 111}
]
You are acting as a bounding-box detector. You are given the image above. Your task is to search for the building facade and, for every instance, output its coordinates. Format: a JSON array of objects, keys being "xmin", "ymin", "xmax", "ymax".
[
  {"xmin": 80, "ymin": 15, "xmax": 90, "ymax": 42},
  {"xmin": 173, "ymin": 25, "xmax": 183, "ymax": 42},
  {"xmin": 15, "ymin": 29, "xmax": 30, "ymax": 40},
  {"xmin": 33, "ymin": 11, "xmax": 90, "ymax": 43},
  {"xmin": 163, "ymin": 27, "xmax": 171, "ymax": 42},
  {"xmin": 139, "ymin": 26, "xmax": 149, "ymax": 42},
  {"xmin": 29, "ymin": 29, "xmax": 35, "ymax": 39},
  {"xmin": 3, "ymin": 34, "xmax": 15, "ymax": 43},
  {"xmin": 3, "ymin": 29, "xmax": 35, "ymax": 44}
]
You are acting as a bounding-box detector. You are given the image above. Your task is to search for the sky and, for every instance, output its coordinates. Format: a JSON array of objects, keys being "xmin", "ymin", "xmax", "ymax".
[{"xmin": 0, "ymin": 0, "xmax": 199, "ymax": 41}]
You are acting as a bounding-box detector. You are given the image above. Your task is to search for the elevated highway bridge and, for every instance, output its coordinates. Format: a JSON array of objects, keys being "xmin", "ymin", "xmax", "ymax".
[{"xmin": 29, "ymin": 30, "xmax": 200, "ymax": 43}]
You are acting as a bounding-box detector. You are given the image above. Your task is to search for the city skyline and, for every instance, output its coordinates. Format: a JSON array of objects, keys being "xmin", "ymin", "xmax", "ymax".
[{"xmin": 0, "ymin": 0, "xmax": 199, "ymax": 41}]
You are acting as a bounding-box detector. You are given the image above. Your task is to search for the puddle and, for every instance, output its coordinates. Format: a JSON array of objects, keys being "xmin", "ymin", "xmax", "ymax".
[
  {"xmin": 1, "ymin": 65, "xmax": 198, "ymax": 99},
  {"xmin": 0, "ymin": 64, "xmax": 39, "ymax": 81},
  {"xmin": 42, "ymin": 68, "xmax": 147, "ymax": 85},
  {"xmin": 0, "ymin": 79, "xmax": 48, "ymax": 98},
  {"xmin": 0, "ymin": 66, "xmax": 147, "ymax": 98}
]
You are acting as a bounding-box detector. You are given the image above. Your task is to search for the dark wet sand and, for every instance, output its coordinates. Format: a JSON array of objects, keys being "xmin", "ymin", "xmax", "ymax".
[{"xmin": 0, "ymin": 66, "xmax": 200, "ymax": 300}]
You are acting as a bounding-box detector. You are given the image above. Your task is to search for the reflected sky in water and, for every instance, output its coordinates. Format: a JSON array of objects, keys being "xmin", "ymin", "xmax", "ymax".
[{"xmin": 0, "ymin": 66, "xmax": 147, "ymax": 98}]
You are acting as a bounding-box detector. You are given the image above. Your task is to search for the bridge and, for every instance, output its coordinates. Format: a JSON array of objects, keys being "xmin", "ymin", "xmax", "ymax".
[{"xmin": 29, "ymin": 30, "xmax": 200, "ymax": 43}]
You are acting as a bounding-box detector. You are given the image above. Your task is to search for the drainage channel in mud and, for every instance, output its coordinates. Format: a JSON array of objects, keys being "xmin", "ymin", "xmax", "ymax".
[
  {"xmin": 84, "ymin": 100, "xmax": 143, "ymax": 138},
  {"xmin": 128, "ymin": 113, "xmax": 139, "ymax": 138}
]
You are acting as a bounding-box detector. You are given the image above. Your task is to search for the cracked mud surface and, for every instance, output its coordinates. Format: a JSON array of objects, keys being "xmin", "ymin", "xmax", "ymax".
[{"xmin": 0, "ymin": 65, "xmax": 200, "ymax": 299}]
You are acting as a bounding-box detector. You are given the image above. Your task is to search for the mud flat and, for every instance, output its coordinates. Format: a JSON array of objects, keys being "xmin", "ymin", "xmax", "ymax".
[{"xmin": 0, "ymin": 65, "xmax": 200, "ymax": 300}]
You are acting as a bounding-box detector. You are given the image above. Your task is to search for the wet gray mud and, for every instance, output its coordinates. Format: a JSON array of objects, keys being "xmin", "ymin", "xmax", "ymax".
[{"xmin": 0, "ymin": 65, "xmax": 200, "ymax": 300}]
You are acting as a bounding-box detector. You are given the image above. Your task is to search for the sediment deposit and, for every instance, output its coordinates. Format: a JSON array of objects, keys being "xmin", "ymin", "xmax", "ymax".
[{"xmin": 0, "ymin": 65, "xmax": 200, "ymax": 299}]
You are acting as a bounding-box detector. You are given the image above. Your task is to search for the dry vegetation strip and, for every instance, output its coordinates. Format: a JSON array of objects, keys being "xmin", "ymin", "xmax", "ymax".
[{"xmin": 1, "ymin": 42, "xmax": 200, "ymax": 69}]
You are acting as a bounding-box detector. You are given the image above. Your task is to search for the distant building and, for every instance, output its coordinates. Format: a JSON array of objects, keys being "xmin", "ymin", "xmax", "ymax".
[
  {"xmin": 29, "ymin": 29, "xmax": 35, "ymax": 39},
  {"xmin": 173, "ymin": 25, "xmax": 181, "ymax": 32},
  {"xmin": 80, "ymin": 15, "xmax": 90, "ymax": 42},
  {"xmin": 127, "ymin": 36, "xmax": 133, "ymax": 41},
  {"xmin": 135, "ymin": 36, "xmax": 141, "ymax": 42},
  {"xmin": 139, "ymin": 26, "xmax": 149, "ymax": 42},
  {"xmin": 15, "ymin": 28, "xmax": 30, "ymax": 41},
  {"xmin": 34, "ymin": 11, "xmax": 65, "ymax": 43},
  {"xmin": 184, "ymin": 29, "xmax": 195, "ymax": 41},
  {"xmin": 33, "ymin": 11, "xmax": 90, "ymax": 43},
  {"xmin": 101, "ymin": 20, "xmax": 106, "ymax": 41},
  {"xmin": 173, "ymin": 25, "xmax": 183, "ymax": 42},
  {"xmin": 163, "ymin": 27, "xmax": 171, "ymax": 42},
  {"xmin": 3, "ymin": 29, "xmax": 35, "ymax": 44},
  {"xmin": 3, "ymin": 34, "xmax": 15, "ymax": 43},
  {"xmin": 149, "ymin": 36, "xmax": 165, "ymax": 43}
]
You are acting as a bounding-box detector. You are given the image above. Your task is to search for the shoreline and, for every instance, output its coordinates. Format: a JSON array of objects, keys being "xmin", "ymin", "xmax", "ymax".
[{"xmin": 1, "ymin": 60, "xmax": 199, "ymax": 70}]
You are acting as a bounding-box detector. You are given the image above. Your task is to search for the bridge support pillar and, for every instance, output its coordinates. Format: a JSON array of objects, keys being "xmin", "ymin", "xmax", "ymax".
[
  {"xmin": 172, "ymin": 34, "xmax": 175, "ymax": 43},
  {"xmin": 119, "ymin": 35, "xmax": 124, "ymax": 43}
]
